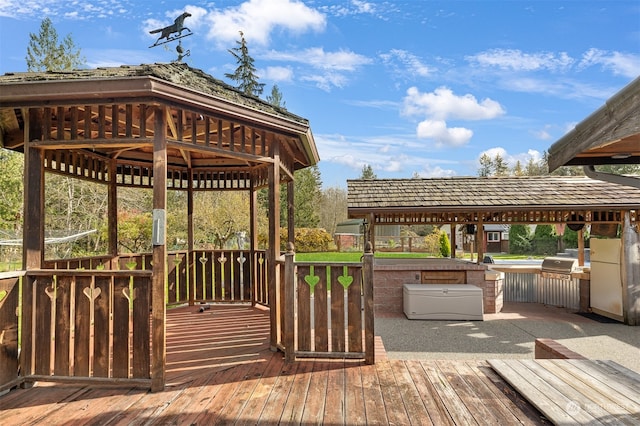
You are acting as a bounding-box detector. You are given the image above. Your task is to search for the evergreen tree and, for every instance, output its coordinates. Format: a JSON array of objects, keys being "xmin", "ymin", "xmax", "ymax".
[
  {"xmin": 508, "ymin": 224, "xmax": 532, "ymax": 254},
  {"xmin": 439, "ymin": 231, "xmax": 451, "ymax": 257},
  {"xmin": 532, "ymin": 224, "xmax": 557, "ymax": 255},
  {"xmin": 494, "ymin": 153, "xmax": 509, "ymax": 176},
  {"xmin": 596, "ymin": 164, "xmax": 640, "ymax": 175},
  {"xmin": 524, "ymin": 155, "xmax": 546, "ymax": 176},
  {"xmin": 360, "ymin": 164, "xmax": 377, "ymax": 179},
  {"xmin": 26, "ymin": 17, "xmax": 84, "ymax": 71},
  {"xmin": 267, "ymin": 85, "xmax": 286, "ymax": 108},
  {"xmin": 225, "ymin": 31, "xmax": 265, "ymax": 97},
  {"xmin": 512, "ymin": 160, "xmax": 524, "ymax": 176},
  {"xmin": 288, "ymin": 166, "xmax": 322, "ymax": 228},
  {"xmin": 478, "ymin": 153, "xmax": 493, "ymax": 177}
]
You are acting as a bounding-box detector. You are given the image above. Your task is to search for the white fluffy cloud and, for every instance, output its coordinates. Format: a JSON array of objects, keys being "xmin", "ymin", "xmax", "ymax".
[
  {"xmin": 403, "ymin": 86, "xmax": 505, "ymax": 121},
  {"xmin": 261, "ymin": 66, "xmax": 293, "ymax": 82},
  {"xmin": 402, "ymin": 86, "xmax": 505, "ymax": 147},
  {"xmin": 414, "ymin": 165, "xmax": 458, "ymax": 178},
  {"xmin": 416, "ymin": 120, "xmax": 473, "ymax": 147},
  {"xmin": 204, "ymin": 0, "xmax": 326, "ymax": 47}
]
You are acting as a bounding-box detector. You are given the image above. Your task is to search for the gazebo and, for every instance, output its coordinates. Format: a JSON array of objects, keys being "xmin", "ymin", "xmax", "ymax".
[
  {"xmin": 347, "ymin": 175, "xmax": 640, "ymax": 323},
  {"xmin": 0, "ymin": 63, "xmax": 373, "ymax": 393}
]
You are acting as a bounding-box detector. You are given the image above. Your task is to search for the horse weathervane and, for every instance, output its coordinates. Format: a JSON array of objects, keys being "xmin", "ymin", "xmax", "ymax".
[{"xmin": 149, "ymin": 12, "xmax": 193, "ymax": 52}]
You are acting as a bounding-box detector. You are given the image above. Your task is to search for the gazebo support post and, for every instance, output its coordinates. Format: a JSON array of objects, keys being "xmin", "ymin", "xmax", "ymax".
[
  {"xmin": 108, "ymin": 159, "xmax": 118, "ymax": 265},
  {"xmin": 187, "ymin": 168, "xmax": 195, "ymax": 306},
  {"xmin": 23, "ymin": 108, "xmax": 45, "ymax": 270},
  {"xmin": 368, "ymin": 213, "xmax": 376, "ymax": 252},
  {"xmin": 151, "ymin": 107, "xmax": 167, "ymax": 392},
  {"xmin": 477, "ymin": 217, "xmax": 484, "ymax": 264},
  {"xmin": 287, "ymin": 180, "xmax": 294, "ymax": 248},
  {"xmin": 20, "ymin": 107, "xmax": 45, "ymax": 387},
  {"xmin": 577, "ymin": 229, "xmax": 585, "ymax": 266},
  {"xmin": 268, "ymin": 143, "xmax": 281, "ymax": 351},
  {"xmin": 249, "ymin": 180, "xmax": 258, "ymax": 306},
  {"xmin": 450, "ymin": 224, "xmax": 457, "ymax": 259}
]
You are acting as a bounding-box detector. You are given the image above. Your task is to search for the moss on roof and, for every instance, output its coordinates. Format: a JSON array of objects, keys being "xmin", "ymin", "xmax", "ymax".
[{"xmin": 0, "ymin": 63, "xmax": 307, "ymax": 125}]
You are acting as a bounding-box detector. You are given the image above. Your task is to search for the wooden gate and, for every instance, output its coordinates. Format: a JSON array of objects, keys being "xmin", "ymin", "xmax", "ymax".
[{"xmin": 282, "ymin": 247, "xmax": 375, "ymax": 363}]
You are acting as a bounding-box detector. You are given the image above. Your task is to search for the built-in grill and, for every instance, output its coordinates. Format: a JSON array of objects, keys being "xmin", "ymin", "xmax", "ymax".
[{"xmin": 540, "ymin": 257, "xmax": 579, "ymax": 280}]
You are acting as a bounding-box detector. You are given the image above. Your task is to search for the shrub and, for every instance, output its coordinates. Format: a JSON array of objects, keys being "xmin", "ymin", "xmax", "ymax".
[
  {"xmin": 533, "ymin": 224, "xmax": 558, "ymax": 255},
  {"xmin": 280, "ymin": 228, "xmax": 335, "ymax": 252},
  {"xmin": 439, "ymin": 231, "xmax": 451, "ymax": 257},
  {"xmin": 423, "ymin": 228, "xmax": 441, "ymax": 255}
]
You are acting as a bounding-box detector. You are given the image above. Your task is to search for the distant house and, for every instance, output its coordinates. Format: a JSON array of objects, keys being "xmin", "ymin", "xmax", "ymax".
[
  {"xmin": 483, "ymin": 224, "xmax": 509, "ymax": 253},
  {"xmin": 334, "ymin": 219, "xmax": 364, "ymax": 251},
  {"xmin": 441, "ymin": 224, "xmax": 509, "ymax": 253}
]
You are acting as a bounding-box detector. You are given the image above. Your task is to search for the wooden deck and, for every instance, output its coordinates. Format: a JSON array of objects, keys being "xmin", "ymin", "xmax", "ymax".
[
  {"xmin": 490, "ymin": 359, "xmax": 640, "ymax": 425},
  {"xmin": 0, "ymin": 305, "xmax": 546, "ymax": 425}
]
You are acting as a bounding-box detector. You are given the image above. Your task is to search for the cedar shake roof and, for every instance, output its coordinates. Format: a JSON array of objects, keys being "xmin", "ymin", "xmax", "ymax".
[
  {"xmin": 0, "ymin": 63, "xmax": 319, "ymax": 183},
  {"xmin": 347, "ymin": 176, "xmax": 640, "ymax": 224},
  {"xmin": 0, "ymin": 63, "xmax": 306, "ymax": 125}
]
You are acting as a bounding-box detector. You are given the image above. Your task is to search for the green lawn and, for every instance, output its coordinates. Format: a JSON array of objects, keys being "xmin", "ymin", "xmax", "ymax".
[
  {"xmin": 295, "ymin": 251, "xmax": 435, "ymax": 262},
  {"xmin": 294, "ymin": 251, "xmax": 545, "ymax": 262}
]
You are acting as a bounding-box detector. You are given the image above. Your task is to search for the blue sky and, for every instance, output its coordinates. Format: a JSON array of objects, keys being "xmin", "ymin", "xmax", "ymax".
[{"xmin": 1, "ymin": 0, "xmax": 638, "ymax": 188}]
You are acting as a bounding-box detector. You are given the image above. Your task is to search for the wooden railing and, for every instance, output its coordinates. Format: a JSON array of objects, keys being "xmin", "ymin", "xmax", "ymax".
[
  {"xmin": 44, "ymin": 249, "xmax": 269, "ymax": 306},
  {"xmin": 282, "ymin": 246, "xmax": 375, "ymax": 363},
  {"xmin": 20, "ymin": 269, "xmax": 152, "ymax": 387},
  {"xmin": 44, "ymin": 254, "xmax": 117, "ymax": 270}
]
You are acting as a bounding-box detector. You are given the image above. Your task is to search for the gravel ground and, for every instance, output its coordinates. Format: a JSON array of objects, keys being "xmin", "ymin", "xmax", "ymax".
[{"xmin": 375, "ymin": 302, "xmax": 640, "ymax": 374}]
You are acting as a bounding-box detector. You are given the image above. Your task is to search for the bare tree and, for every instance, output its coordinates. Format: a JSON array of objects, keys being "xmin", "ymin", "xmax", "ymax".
[{"xmin": 319, "ymin": 186, "xmax": 348, "ymax": 235}]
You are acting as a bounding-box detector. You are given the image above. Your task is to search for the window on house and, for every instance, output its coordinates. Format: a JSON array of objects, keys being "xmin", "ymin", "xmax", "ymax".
[{"xmin": 487, "ymin": 231, "xmax": 500, "ymax": 242}]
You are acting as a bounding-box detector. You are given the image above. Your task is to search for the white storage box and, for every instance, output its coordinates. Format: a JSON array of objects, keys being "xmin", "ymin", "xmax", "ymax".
[{"xmin": 403, "ymin": 284, "xmax": 484, "ymax": 320}]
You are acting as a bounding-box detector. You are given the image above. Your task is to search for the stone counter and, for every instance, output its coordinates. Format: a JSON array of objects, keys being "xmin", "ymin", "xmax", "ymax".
[{"xmin": 374, "ymin": 258, "xmax": 504, "ymax": 316}]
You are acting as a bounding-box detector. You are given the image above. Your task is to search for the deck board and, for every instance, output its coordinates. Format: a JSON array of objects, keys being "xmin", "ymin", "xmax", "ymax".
[
  {"xmin": 375, "ymin": 358, "xmax": 413, "ymax": 425},
  {"xmin": 323, "ymin": 360, "xmax": 346, "ymax": 424},
  {"xmin": 490, "ymin": 359, "xmax": 640, "ymax": 425},
  {"xmin": 469, "ymin": 361, "xmax": 545, "ymax": 425},
  {"xmin": 0, "ymin": 305, "xmax": 547, "ymax": 425},
  {"xmin": 390, "ymin": 359, "xmax": 433, "ymax": 426},
  {"xmin": 359, "ymin": 362, "xmax": 389, "ymax": 424},
  {"xmin": 344, "ymin": 363, "xmax": 367, "ymax": 425},
  {"xmin": 422, "ymin": 361, "xmax": 480, "ymax": 425},
  {"xmin": 404, "ymin": 360, "xmax": 453, "ymax": 425}
]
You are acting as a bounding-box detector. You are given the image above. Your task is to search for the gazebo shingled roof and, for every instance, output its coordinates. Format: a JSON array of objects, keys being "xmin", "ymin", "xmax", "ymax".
[
  {"xmin": 347, "ymin": 175, "xmax": 640, "ymax": 225},
  {"xmin": 0, "ymin": 63, "xmax": 319, "ymax": 188}
]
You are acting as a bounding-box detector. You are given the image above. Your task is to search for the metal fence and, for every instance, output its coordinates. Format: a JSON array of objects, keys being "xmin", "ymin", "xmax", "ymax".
[{"xmin": 503, "ymin": 272, "xmax": 580, "ymax": 311}]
